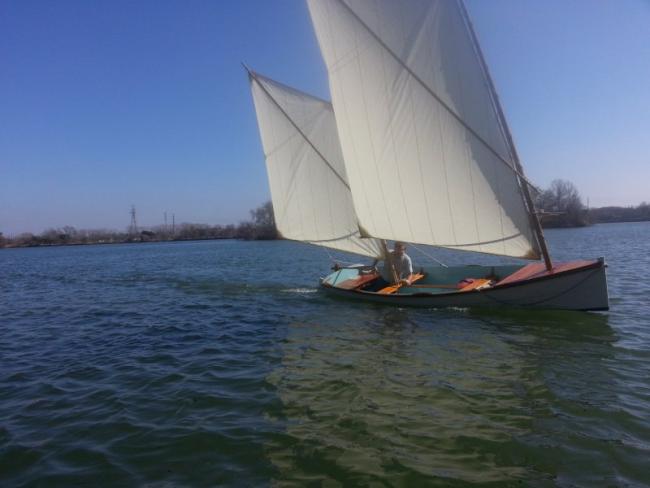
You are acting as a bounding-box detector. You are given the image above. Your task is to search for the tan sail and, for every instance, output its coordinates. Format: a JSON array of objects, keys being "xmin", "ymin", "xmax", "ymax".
[
  {"xmin": 249, "ymin": 71, "xmax": 383, "ymax": 259},
  {"xmin": 307, "ymin": 0, "xmax": 541, "ymax": 259}
]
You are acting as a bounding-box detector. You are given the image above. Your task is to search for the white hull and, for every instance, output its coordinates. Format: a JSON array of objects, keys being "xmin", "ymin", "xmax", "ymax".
[{"xmin": 321, "ymin": 259, "xmax": 609, "ymax": 311}]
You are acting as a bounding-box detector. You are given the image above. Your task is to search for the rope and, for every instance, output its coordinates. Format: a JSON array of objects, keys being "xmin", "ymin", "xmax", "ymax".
[
  {"xmin": 322, "ymin": 247, "xmax": 360, "ymax": 267},
  {"xmin": 409, "ymin": 243, "xmax": 448, "ymax": 267}
]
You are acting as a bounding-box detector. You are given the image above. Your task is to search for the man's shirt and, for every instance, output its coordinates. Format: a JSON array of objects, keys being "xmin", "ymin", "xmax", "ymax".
[{"xmin": 380, "ymin": 252, "xmax": 413, "ymax": 283}]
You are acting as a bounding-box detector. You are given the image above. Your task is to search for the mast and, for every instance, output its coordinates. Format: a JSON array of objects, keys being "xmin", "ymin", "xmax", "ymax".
[
  {"xmin": 379, "ymin": 240, "xmax": 399, "ymax": 284},
  {"xmin": 457, "ymin": 0, "xmax": 553, "ymax": 270}
]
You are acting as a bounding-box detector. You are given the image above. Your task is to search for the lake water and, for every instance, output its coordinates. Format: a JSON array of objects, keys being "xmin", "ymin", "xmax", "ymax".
[{"xmin": 1, "ymin": 222, "xmax": 649, "ymax": 486}]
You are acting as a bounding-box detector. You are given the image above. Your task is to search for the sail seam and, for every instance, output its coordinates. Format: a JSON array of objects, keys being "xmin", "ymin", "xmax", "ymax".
[
  {"xmin": 306, "ymin": 229, "xmax": 367, "ymax": 243},
  {"xmin": 465, "ymin": 143, "xmax": 482, "ymax": 253},
  {"xmin": 304, "ymin": 101, "xmax": 320, "ymax": 241},
  {"xmin": 458, "ymin": 85, "xmax": 483, "ymax": 254},
  {"xmin": 424, "ymin": 22, "xmax": 458, "ymax": 246},
  {"xmin": 322, "ymin": 0, "xmax": 380, "ymax": 235},
  {"xmin": 434, "ymin": 104, "xmax": 457, "ymax": 244},
  {"xmin": 351, "ymin": 9, "xmax": 398, "ymax": 239},
  {"xmin": 397, "ymin": 2, "xmax": 435, "ymax": 244},
  {"xmin": 333, "ymin": 0, "xmax": 539, "ymax": 192},
  {"xmin": 376, "ymin": 1, "xmax": 416, "ymax": 241},
  {"xmin": 428, "ymin": 231, "xmax": 523, "ymax": 248},
  {"xmin": 290, "ymin": 106, "xmax": 307, "ymax": 240},
  {"xmin": 271, "ymin": 105, "xmax": 305, "ymax": 234},
  {"xmin": 251, "ymin": 73, "xmax": 352, "ymax": 192},
  {"xmin": 447, "ymin": 14, "xmax": 484, "ymax": 253},
  {"xmin": 264, "ymin": 85, "xmax": 292, "ymax": 235}
]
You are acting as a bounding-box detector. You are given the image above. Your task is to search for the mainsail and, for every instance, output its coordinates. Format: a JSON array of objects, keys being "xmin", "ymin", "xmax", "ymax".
[
  {"xmin": 248, "ymin": 71, "xmax": 383, "ymax": 259},
  {"xmin": 307, "ymin": 0, "xmax": 543, "ymax": 259}
]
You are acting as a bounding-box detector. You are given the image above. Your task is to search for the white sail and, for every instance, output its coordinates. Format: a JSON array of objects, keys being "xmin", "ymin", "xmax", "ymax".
[
  {"xmin": 249, "ymin": 71, "xmax": 383, "ymax": 259},
  {"xmin": 307, "ymin": 0, "xmax": 541, "ymax": 259}
]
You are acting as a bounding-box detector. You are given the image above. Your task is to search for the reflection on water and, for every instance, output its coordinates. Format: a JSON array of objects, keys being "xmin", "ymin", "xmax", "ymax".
[
  {"xmin": 268, "ymin": 310, "xmax": 531, "ymax": 483},
  {"xmin": 266, "ymin": 306, "xmax": 648, "ymax": 485}
]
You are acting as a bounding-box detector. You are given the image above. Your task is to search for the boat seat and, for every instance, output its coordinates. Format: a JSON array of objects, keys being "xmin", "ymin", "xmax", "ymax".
[
  {"xmin": 335, "ymin": 272, "xmax": 379, "ymax": 290},
  {"xmin": 458, "ymin": 278, "xmax": 492, "ymax": 292},
  {"xmin": 376, "ymin": 273, "xmax": 425, "ymax": 295}
]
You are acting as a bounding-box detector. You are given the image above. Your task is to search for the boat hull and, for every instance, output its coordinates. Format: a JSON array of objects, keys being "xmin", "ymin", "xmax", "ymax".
[{"xmin": 320, "ymin": 259, "xmax": 609, "ymax": 311}]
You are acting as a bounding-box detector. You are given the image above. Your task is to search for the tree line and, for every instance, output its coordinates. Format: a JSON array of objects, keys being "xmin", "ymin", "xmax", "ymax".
[
  {"xmin": 536, "ymin": 179, "xmax": 589, "ymax": 227},
  {"xmin": 535, "ymin": 179, "xmax": 650, "ymax": 228},
  {"xmin": 0, "ymin": 202, "xmax": 277, "ymax": 248},
  {"xmin": 588, "ymin": 202, "xmax": 650, "ymax": 224},
  {"xmin": 2, "ymin": 186, "xmax": 649, "ymax": 248}
]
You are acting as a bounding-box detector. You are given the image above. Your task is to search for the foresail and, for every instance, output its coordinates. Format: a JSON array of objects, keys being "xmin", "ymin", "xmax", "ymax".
[
  {"xmin": 249, "ymin": 72, "xmax": 383, "ymax": 259},
  {"xmin": 307, "ymin": 0, "xmax": 542, "ymax": 259}
]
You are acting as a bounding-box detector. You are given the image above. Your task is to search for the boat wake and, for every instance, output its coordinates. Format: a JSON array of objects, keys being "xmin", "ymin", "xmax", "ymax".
[{"xmin": 281, "ymin": 288, "xmax": 318, "ymax": 294}]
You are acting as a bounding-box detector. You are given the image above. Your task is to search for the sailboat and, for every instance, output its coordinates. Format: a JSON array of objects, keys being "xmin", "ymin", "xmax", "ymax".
[{"xmin": 247, "ymin": 0, "xmax": 609, "ymax": 311}]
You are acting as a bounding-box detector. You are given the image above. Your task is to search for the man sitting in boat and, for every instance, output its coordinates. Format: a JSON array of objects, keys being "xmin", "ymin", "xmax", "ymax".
[{"xmin": 367, "ymin": 241, "xmax": 414, "ymax": 291}]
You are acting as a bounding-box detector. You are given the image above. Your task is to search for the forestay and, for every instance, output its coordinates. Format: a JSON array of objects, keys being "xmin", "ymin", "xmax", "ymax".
[
  {"xmin": 307, "ymin": 0, "xmax": 542, "ymax": 259},
  {"xmin": 249, "ymin": 72, "xmax": 383, "ymax": 259}
]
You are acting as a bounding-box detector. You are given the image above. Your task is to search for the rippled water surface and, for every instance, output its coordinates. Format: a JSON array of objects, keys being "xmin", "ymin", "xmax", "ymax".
[{"xmin": 1, "ymin": 222, "xmax": 649, "ymax": 486}]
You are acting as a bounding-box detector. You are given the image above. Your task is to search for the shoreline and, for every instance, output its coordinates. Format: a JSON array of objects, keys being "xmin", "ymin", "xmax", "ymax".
[
  {"xmin": 3, "ymin": 220, "xmax": 649, "ymax": 250},
  {"xmin": 0, "ymin": 236, "xmax": 270, "ymax": 250}
]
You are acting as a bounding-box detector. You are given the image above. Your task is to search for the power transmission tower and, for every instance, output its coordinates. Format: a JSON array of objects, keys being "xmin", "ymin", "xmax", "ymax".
[{"xmin": 129, "ymin": 205, "xmax": 138, "ymax": 236}]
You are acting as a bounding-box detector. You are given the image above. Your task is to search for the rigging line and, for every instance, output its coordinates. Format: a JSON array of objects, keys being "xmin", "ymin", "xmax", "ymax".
[
  {"xmin": 456, "ymin": 0, "xmax": 552, "ymax": 269},
  {"xmin": 430, "ymin": 231, "xmax": 523, "ymax": 247},
  {"xmin": 332, "ymin": 0, "xmax": 541, "ymax": 194},
  {"xmin": 322, "ymin": 246, "xmax": 362, "ymax": 266},
  {"xmin": 409, "ymin": 243, "xmax": 448, "ymax": 267},
  {"xmin": 307, "ymin": 230, "xmax": 367, "ymax": 243},
  {"xmin": 280, "ymin": 235, "xmax": 381, "ymax": 261},
  {"xmin": 247, "ymin": 68, "xmax": 351, "ymax": 191},
  {"xmin": 399, "ymin": 3, "xmax": 437, "ymax": 245},
  {"xmin": 323, "ymin": 246, "xmax": 337, "ymax": 264}
]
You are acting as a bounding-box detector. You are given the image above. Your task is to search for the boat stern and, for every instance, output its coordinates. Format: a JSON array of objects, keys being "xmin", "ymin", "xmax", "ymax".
[{"xmin": 489, "ymin": 257, "xmax": 610, "ymax": 311}]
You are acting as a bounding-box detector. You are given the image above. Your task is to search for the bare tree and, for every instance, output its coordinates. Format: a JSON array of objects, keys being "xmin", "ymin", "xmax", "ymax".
[
  {"xmin": 243, "ymin": 201, "xmax": 277, "ymax": 239},
  {"xmin": 537, "ymin": 179, "xmax": 588, "ymax": 227}
]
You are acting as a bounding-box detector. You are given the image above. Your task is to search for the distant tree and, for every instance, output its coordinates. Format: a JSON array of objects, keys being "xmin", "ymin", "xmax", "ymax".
[
  {"xmin": 15, "ymin": 233, "xmax": 36, "ymax": 246},
  {"xmin": 236, "ymin": 221, "xmax": 257, "ymax": 240},
  {"xmin": 243, "ymin": 201, "xmax": 277, "ymax": 240},
  {"xmin": 0, "ymin": 202, "xmax": 283, "ymax": 248},
  {"xmin": 40, "ymin": 228, "xmax": 65, "ymax": 244},
  {"xmin": 62, "ymin": 226, "xmax": 77, "ymax": 238},
  {"xmin": 222, "ymin": 224, "xmax": 237, "ymax": 238},
  {"xmin": 537, "ymin": 179, "xmax": 589, "ymax": 227},
  {"xmin": 589, "ymin": 201, "xmax": 650, "ymax": 223},
  {"xmin": 249, "ymin": 201, "xmax": 272, "ymax": 226}
]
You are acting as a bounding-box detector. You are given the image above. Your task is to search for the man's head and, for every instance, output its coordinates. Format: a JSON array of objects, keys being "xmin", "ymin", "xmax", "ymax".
[{"xmin": 394, "ymin": 241, "xmax": 407, "ymax": 256}]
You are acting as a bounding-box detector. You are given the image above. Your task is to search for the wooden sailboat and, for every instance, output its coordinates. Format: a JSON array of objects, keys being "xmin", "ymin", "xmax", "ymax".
[{"xmin": 247, "ymin": 0, "xmax": 609, "ymax": 311}]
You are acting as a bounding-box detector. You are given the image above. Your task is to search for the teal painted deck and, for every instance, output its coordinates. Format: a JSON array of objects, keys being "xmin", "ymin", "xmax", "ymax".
[{"xmin": 324, "ymin": 264, "xmax": 525, "ymax": 295}]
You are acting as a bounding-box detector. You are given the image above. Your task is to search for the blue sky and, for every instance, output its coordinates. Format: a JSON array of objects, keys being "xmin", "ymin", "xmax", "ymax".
[{"xmin": 1, "ymin": 0, "xmax": 648, "ymax": 235}]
